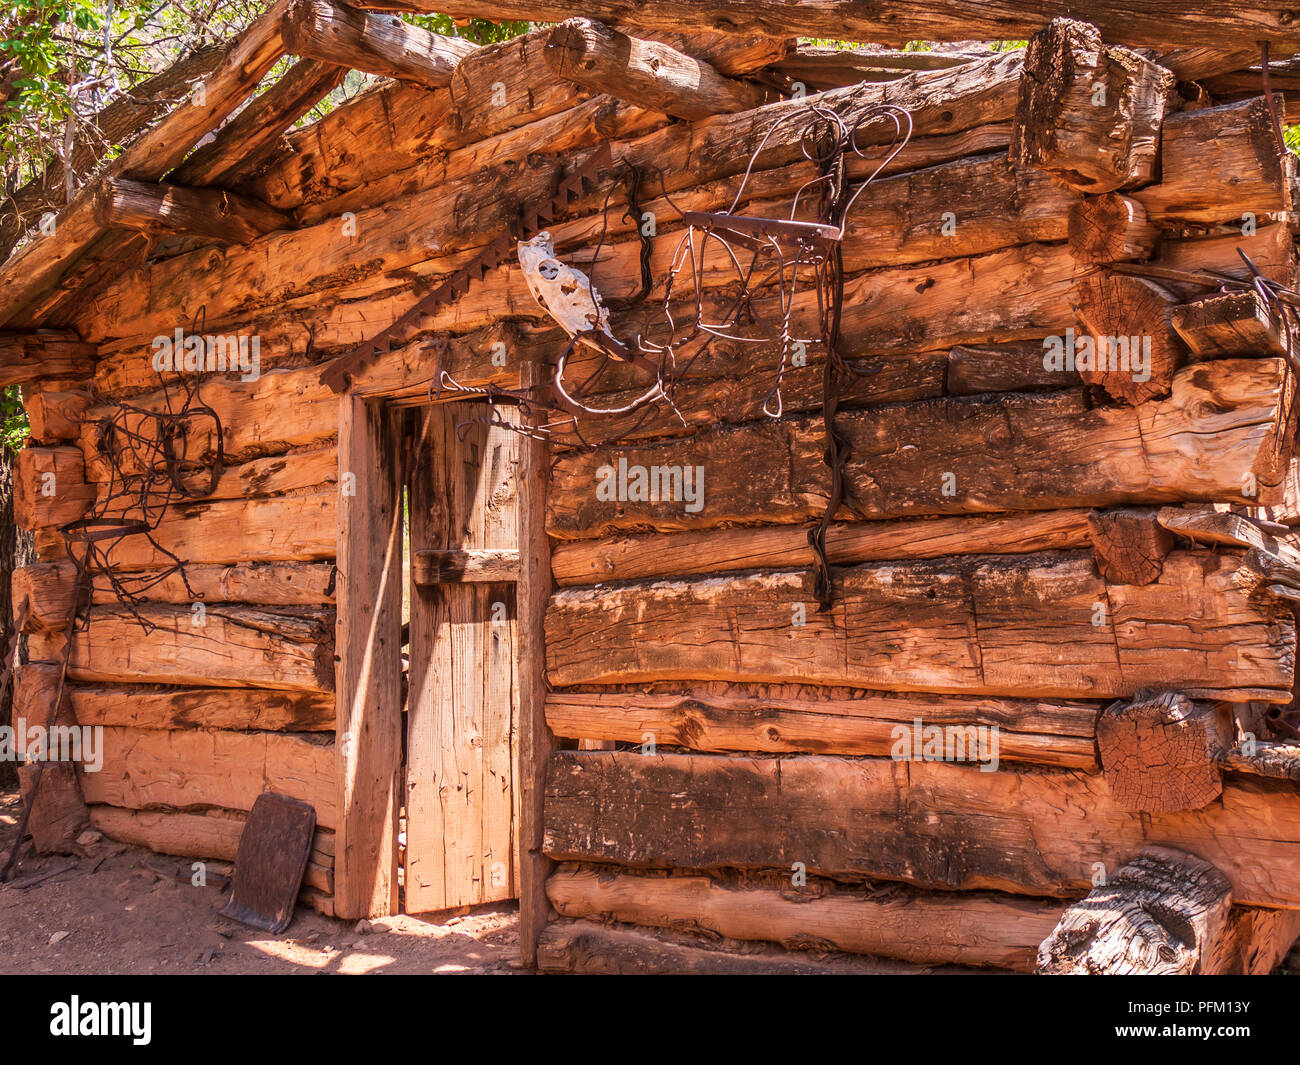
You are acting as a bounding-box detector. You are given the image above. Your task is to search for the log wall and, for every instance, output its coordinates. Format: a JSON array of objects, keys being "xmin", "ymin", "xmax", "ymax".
[{"xmin": 8, "ymin": 10, "xmax": 1300, "ymax": 968}]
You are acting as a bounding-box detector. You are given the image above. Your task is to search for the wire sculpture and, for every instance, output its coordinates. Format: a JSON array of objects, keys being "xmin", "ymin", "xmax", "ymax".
[{"xmin": 61, "ymin": 307, "xmax": 226, "ymax": 633}]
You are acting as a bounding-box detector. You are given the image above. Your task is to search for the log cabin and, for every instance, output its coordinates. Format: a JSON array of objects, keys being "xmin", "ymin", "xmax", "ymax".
[{"xmin": 4, "ymin": 0, "xmax": 1300, "ymax": 975}]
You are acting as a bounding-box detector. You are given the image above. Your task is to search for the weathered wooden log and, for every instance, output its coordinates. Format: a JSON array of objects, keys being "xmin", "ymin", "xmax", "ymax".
[
  {"xmin": 642, "ymin": 30, "xmax": 790, "ymax": 77},
  {"xmin": 1171, "ymin": 290, "xmax": 1289, "ymax": 360},
  {"xmin": 411, "ymin": 2, "xmax": 1300, "ymax": 54},
  {"xmin": 59, "ymin": 604, "xmax": 335, "ymax": 692},
  {"xmin": 411, "ymin": 548, "xmax": 520, "ymax": 585},
  {"xmin": 86, "ymin": 446, "xmax": 337, "ymax": 506},
  {"xmin": 1037, "ymin": 847, "xmax": 1233, "ymax": 974},
  {"xmin": 25, "ymin": 390, "xmax": 91, "ymax": 443},
  {"xmin": 544, "ymin": 18, "xmax": 769, "ymax": 119},
  {"xmin": 1221, "ymin": 739, "xmax": 1300, "ymax": 782},
  {"xmin": 544, "ymin": 751, "xmax": 1300, "ymax": 907},
  {"xmin": 34, "ymin": 491, "xmax": 337, "ymax": 570},
  {"xmin": 89, "ymin": 805, "xmax": 332, "ymax": 892},
  {"xmin": 18, "ymin": 763, "xmax": 89, "ymax": 855},
  {"xmin": 14, "ymin": 446, "xmax": 95, "ymax": 532},
  {"xmin": 1010, "ymin": 19, "xmax": 1174, "ymax": 193},
  {"xmin": 1067, "ymin": 193, "xmax": 1158, "ymax": 264},
  {"xmin": 1088, "ymin": 506, "xmax": 1176, "ymax": 585},
  {"xmin": 945, "ymin": 341, "xmax": 1081, "ymax": 394},
  {"xmin": 1220, "ymin": 906, "xmax": 1300, "ymax": 975},
  {"xmin": 550, "ymin": 509, "xmax": 1094, "ymax": 586},
  {"xmin": 89, "ymin": 805, "xmax": 334, "ymax": 894},
  {"xmin": 546, "ymin": 682, "xmax": 1098, "ymax": 768},
  {"xmin": 14, "ymin": 559, "xmax": 335, "ymax": 635},
  {"xmin": 78, "ymin": 366, "xmax": 337, "ymax": 472},
  {"xmin": 1097, "ymin": 691, "xmax": 1229, "ymax": 811},
  {"xmin": 0, "ymin": 332, "xmax": 95, "ymax": 387},
  {"xmin": 1134, "ymin": 96, "xmax": 1294, "ymax": 225},
  {"xmin": 547, "ymin": 865, "xmax": 1064, "ymax": 972},
  {"xmin": 79, "ymin": 726, "xmax": 337, "ymax": 829},
  {"xmin": 31, "ymin": 668, "xmax": 335, "ymax": 731},
  {"xmin": 12, "ymin": 562, "xmax": 85, "ymax": 633},
  {"xmin": 548, "ymin": 359, "xmax": 1293, "ymax": 539},
  {"xmin": 535, "ymin": 917, "xmax": 951, "ymax": 974},
  {"xmin": 545, "ymin": 551, "xmax": 1292, "ymax": 702},
  {"xmin": 771, "ymin": 45, "xmax": 992, "ymax": 92},
  {"xmin": 284, "ymin": 0, "xmax": 477, "ymax": 87},
  {"xmin": 94, "ymin": 178, "xmax": 293, "ymax": 244}
]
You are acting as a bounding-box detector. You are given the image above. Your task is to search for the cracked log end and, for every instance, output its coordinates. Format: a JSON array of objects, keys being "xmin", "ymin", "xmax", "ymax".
[
  {"xmin": 1037, "ymin": 846, "xmax": 1233, "ymax": 974},
  {"xmin": 1097, "ymin": 690, "xmax": 1226, "ymax": 812}
]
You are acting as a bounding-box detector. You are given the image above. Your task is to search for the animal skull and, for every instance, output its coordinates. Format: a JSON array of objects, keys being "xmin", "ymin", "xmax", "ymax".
[{"xmin": 516, "ymin": 231, "xmax": 614, "ymax": 340}]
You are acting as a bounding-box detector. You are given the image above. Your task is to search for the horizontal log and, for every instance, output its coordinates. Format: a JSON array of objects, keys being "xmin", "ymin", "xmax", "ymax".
[
  {"xmin": 550, "ymin": 509, "xmax": 1094, "ymax": 585},
  {"xmin": 88, "ymin": 805, "xmax": 334, "ymax": 893},
  {"xmin": 544, "ymin": 18, "xmax": 769, "ymax": 119},
  {"xmin": 79, "ymin": 365, "xmax": 337, "ymax": 469},
  {"xmin": 412, "ymin": 548, "xmax": 520, "ymax": 585},
  {"xmin": 548, "ymin": 359, "xmax": 1294, "ymax": 539},
  {"xmin": 67, "ymin": 681, "xmax": 334, "ymax": 732},
  {"xmin": 945, "ymin": 341, "xmax": 1082, "ymax": 395},
  {"xmin": 86, "ymin": 445, "xmax": 337, "ymax": 504},
  {"xmin": 544, "ymin": 550, "xmax": 1294, "ymax": 701},
  {"xmin": 536, "ymin": 917, "xmax": 952, "ymax": 974},
  {"xmin": 15, "ymin": 446, "xmax": 96, "ymax": 532},
  {"xmin": 35, "ymin": 491, "xmax": 338, "ymax": 570},
  {"xmin": 771, "ymin": 46, "xmax": 990, "ymax": 92},
  {"xmin": 80, "ymin": 726, "xmax": 337, "ymax": 830},
  {"xmin": 0, "ymin": 332, "xmax": 96, "ymax": 386},
  {"xmin": 547, "ymin": 865, "xmax": 1064, "ymax": 971},
  {"xmin": 14, "ymin": 559, "xmax": 336, "ymax": 633},
  {"xmin": 414, "ymin": 2, "xmax": 1300, "ymax": 54},
  {"xmin": 543, "ymin": 750, "xmax": 1300, "ymax": 907},
  {"xmin": 1133, "ymin": 97, "xmax": 1292, "ymax": 224},
  {"xmin": 1171, "ymin": 290, "xmax": 1288, "ymax": 360},
  {"xmin": 62, "ymin": 604, "xmax": 335, "ymax": 691},
  {"xmin": 94, "ymin": 178, "xmax": 293, "ymax": 243},
  {"xmin": 284, "ymin": 0, "xmax": 478, "ymax": 87},
  {"xmin": 545, "ymin": 682, "xmax": 1098, "ymax": 767}
]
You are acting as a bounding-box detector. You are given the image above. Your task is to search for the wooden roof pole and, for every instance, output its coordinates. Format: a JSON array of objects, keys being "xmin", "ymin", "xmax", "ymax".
[
  {"xmin": 396, "ymin": 0, "xmax": 1300, "ymax": 55},
  {"xmin": 284, "ymin": 0, "xmax": 479, "ymax": 88},
  {"xmin": 543, "ymin": 17, "xmax": 771, "ymax": 120}
]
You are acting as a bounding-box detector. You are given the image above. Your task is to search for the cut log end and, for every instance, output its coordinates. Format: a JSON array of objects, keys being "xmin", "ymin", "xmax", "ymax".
[
  {"xmin": 1037, "ymin": 846, "xmax": 1233, "ymax": 975},
  {"xmin": 1097, "ymin": 690, "xmax": 1227, "ymax": 812},
  {"xmin": 1088, "ymin": 506, "xmax": 1175, "ymax": 585}
]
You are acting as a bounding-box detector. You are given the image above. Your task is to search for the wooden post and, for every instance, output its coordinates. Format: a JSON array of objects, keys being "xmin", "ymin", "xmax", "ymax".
[
  {"xmin": 543, "ymin": 17, "xmax": 770, "ymax": 119},
  {"xmin": 1037, "ymin": 846, "xmax": 1234, "ymax": 974},
  {"xmin": 517, "ymin": 358, "xmax": 555, "ymax": 967},
  {"xmin": 334, "ymin": 394, "xmax": 403, "ymax": 918}
]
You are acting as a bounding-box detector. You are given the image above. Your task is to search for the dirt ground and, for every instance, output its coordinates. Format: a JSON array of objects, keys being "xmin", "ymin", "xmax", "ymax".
[{"xmin": 0, "ymin": 790, "xmax": 522, "ymax": 975}]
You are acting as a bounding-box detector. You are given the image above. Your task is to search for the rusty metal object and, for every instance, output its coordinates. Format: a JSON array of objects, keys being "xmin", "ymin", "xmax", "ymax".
[{"xmin": 219, "ymin": 792, "xmax": 317, "ymax": 934}]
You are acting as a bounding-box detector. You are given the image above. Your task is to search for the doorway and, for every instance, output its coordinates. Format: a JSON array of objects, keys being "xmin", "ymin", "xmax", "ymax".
[{"xmin": 403, "ymin": 402, "xmax": 521, "ymax": 913}]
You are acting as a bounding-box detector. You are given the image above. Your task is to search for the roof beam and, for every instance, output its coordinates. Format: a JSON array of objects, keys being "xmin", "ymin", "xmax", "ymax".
[
  {"xmin": 407, "ymin": 1, "xmax": 1300, "ymax": 55},
  {"xmin": 94, "ymin": 178, "xmax": 294, "ymax": 244},
  {"xmin": 544, "ymin": 17, "xmax": 770, "ymax": 119},
  {"xmin": 284, "ymin": 0, "xmax": 478, "ymax": 87}
]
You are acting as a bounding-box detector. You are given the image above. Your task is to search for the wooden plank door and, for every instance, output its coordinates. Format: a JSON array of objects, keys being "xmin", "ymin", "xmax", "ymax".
[{"xmin": 405, "ymin": 403, "xmax": 521, "ymax": 913}]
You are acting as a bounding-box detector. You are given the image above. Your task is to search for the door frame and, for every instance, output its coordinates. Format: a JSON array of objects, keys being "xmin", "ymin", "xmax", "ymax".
[{"xmin": 334, "ymin": 363, "xmax": 553, "ymax": 968}]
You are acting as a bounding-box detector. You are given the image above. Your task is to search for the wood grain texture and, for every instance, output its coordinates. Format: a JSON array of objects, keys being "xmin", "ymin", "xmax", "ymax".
[
  {"xmin": 543, "ymin": 750, "xmax": 1300, "ymax": 907},
  {"xmin": 545, "ymin": 551, "xmax": 1293, "ymax": 702}
]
